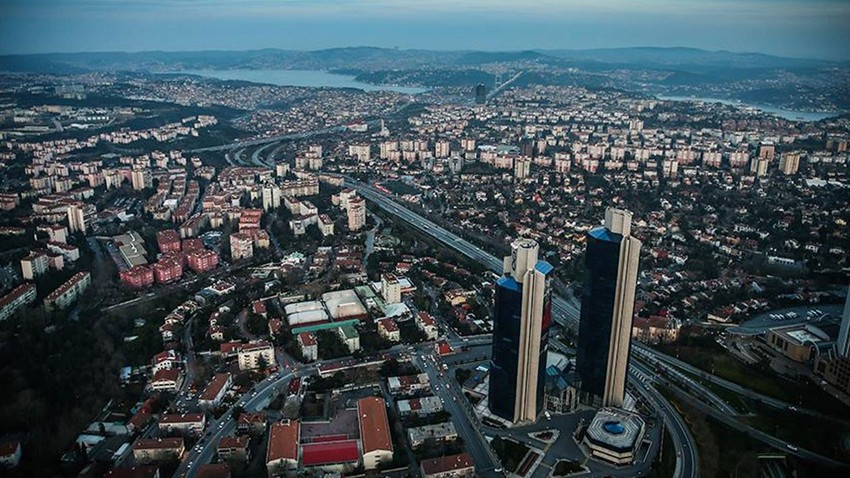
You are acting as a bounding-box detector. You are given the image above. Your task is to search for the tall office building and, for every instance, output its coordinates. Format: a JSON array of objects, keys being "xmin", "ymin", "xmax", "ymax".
[
  {"xmin": 838, "ymin": 284, "xmax": 850, "ymax": 358},
  {"xmin": 576, "ymin": 208, "xmax": 642, "ymax": 408},
  {"xmin": 489, "ymin": 238, "xmax": 553, "ymax": 423},
  {"xmin": 475, "ymin": 84, "xmax": 487, "ymax": 104}
]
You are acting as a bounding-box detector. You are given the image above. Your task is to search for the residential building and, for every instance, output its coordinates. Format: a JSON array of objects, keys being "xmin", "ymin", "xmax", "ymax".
[
  {"xmin": 420, "ymin": 453, "xmax": 475, "ymax": 478},
  {"xmin": 416, "ymin": 311, "xmax": 439, "ymax": 340},
  {"xmin": 387, "ymin": 374, "xmax": 430, "ymax": 395},
  {"xmin": 157, "ymin": 230, "xmax": 182, "ymax": 253},
  {"xmin": 297, "ymin": 332, "xmax": 318, "ymax": 361},
  {"xmin": 381, "ymin": 273, "xmax": 402, "ymax": 304},
  {"xmin": 576, "ymin": 208, "xmax": 641, "ymax": 408},
  {"xmin": 198, "ymin": 373, "xmax": 232, "ymax": 409},
  {"xmin": 347, "ymin": 197, "xmax": 366, "ymax": 231},
  {"xmin": 133, "ymin": 437, "xmax": 185, "ymax": 464},
  {"xmin": 357, "ymin": 397, "xmax": 392, "ymax": 469},
  {"xmin": 318, "ymin": 214, "xmax": 334, "ymax": 236},
  {"xmin": 337, "ymin": 325, "xmax": 360, "ymax": 353},
  {"xmin": 21, "ymin": 251, "xmax": 48, "ymax": 280},
  {"xmin": 377, "ymin": 317, "xmax": 401, "ymax": 342},
  {"xmin": 489, "ymin": 238, "xmax": 553, "ymax": 423},
  {"xmin": 0, "ymin": 283, "xmax": 37, "ymax": 321},
  {"xmin": 67, "ymin": 202, "xmax": 88, "ymax": 233},
  {"xmin": 237, "ymin": 341, "xmax": 276, "ymax": 371},
  {"xmin": 218, "ymin": 435, "xmax": 250, "ymax": 462},
  {"xmin": 158, "ymin": 413, "xmax": 206, "ymax": 436},
  {"xmin": 187, "ymin": 250, "xmax": 219, "ymax": 273},
  {"xmin": 407, "ymin": 422, "xmax": 458, "ymax": 449},
  {"xmin": 230, "ymin": 232, "xmax": 254, "ymax": 260},
  {"xmin": 120, "ymin": 265, "xmax": 155, "ymax": 288},
  {"xmin": 150, "ymin": 368, "xmax": 182, "ymax": 392},
  {"xmin": 44, "ymin": 271, "xmax": 91, "ymax": 311}
]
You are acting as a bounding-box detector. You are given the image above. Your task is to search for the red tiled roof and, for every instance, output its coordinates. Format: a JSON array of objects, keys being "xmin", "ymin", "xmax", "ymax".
[
  {"xmin": 196, "ymin": 463, "xmax": 231, "ymax": 478},
  {"xmin": 266, "ymin": 420, "xmax": 299, "ymax": 463},
  {"xmin": 134, "ymin": 437, "xmax": 183, "ymax": 451},
  {"xmin": 152, "ymin": 368, "xmax": 180, "ymax": 383},
  {"xmin": 159, "ymin": 413, "xmax": 204, "ymax": 424},
  {"xmin": 218, "ymin": 435, "xmax": 249, "ymax": 450},
  {"xmin": 357, "ymin": 397, "xmax": 392, "ymax": 454},
  {"xmin": 301, "ymin": 440, "xmax": 359, "ymax": 466},
  {"xmin": 420, "ymin": 453, "xmax": 474, "ymax": 476},
  {"xmin": 199, "ymin": 373, "xmax": 231, "ymax": 401},
  {"xmin": 104, "ymin": 466, "xmax": 160, "ymax": 478}
]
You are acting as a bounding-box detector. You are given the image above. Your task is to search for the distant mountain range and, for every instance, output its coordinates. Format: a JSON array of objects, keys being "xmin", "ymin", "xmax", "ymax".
[{"xmin": 0, "ymin": 46, "xmax": 842, "ymax": 75}]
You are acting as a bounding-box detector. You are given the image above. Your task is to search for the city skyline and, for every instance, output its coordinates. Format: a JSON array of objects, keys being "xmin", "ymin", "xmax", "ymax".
[{"xmin": 1, "ymin": 0, "xmax": 850, "ymax": 60}]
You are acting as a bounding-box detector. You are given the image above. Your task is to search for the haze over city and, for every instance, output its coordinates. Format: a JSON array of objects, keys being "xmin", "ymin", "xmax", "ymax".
[{"xmin": 2, "ymin": 0, "xmax": 850, "ymax": 59}]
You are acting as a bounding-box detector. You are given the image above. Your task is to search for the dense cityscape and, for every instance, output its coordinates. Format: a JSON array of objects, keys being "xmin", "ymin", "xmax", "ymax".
[{"xmin": 1, "ymin": 2, "xmax": 850, "ymax": 478}]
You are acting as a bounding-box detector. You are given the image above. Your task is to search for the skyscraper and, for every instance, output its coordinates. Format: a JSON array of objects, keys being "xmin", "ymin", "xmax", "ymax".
[
  {"xmin": 490, "ymin": 238, "xmax": 553, "ymax": 423},
  {"xmin": 576, "ymin": 208, "xmax": 642, "ymax": 408},
  {"xmin": 475, "ymin": 84, "xmax": 487, "ymax": 104},
  {"xmin": 837, "ymin": 284, "xmax": 850, "ymax": 358}
]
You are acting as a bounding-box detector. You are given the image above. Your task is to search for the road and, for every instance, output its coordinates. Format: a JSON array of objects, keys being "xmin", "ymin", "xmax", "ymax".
[
  {"xmin": 628, "ymin": 367, "xmax": 699, "ymax": 478},
  {"xmin": 663, "ymin": 375, "xmax": 850, "ymax": 470},
  {"xmin": 414, "ymin": 352, "xmax": 502, "ymax": 477},
  {"xmin": 343, "ymin": 176, "xmax": 699, "ymax": 478},
  {"xmin": 187, "ymin": 125, "xmax": 350, "ymax": 153},
  {"xmin": 632, "ymin": 356, "xmax": 738, "ymax": 416},
  {"xmin": 633, "ymin": 343, "xmax": 850, "ymax": 424}
]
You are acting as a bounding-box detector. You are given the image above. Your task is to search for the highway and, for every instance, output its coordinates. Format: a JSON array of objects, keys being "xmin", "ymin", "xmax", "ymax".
[
  {"xmin": 344, "ymin": 176, "xmax": 700, "ymax": 478},
  {"xmin": 628, "ymin": 365, "xmax": 699, "ymax": 478},
  {"xmin": 187, "ymin": 125, "xmax": 350, "ymax": 153},
  {"xmin": 632, "ymin": 355, "xmax": 738, "ymax": 416},
  {"xmin": 633, "ymin": 343, "xmax": 850, "ymax": 425},
  {"xmin": 661, "ymin": 372, "xmax": 850, "ymax": 470}
]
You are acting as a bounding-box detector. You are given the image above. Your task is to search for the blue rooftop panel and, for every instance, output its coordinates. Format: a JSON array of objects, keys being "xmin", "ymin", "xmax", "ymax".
[
  {"xmin": 497, "ymin": 276, "xmax": 521, "ymax": 292},
  {"xmin": 589, "ymin": 226, "xmax": 623, "ymax": 243}
]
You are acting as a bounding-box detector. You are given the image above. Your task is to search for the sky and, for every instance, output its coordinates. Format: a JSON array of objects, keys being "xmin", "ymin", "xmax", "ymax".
[{"xmin": 1, "ymin": 0, "xmax": 849, "ymax": 60}]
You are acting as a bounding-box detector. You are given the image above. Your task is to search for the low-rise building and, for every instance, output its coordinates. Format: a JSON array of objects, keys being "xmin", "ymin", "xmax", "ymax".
[
  {"xmin": 377, "ymin": 317, "xmax": 401, "ymax": 342},
  {"xmin": 198, "ymin": 373, "xmax": 232, "ymax": 409},
  {"xmin": 218, "ymin": 435, "xmax": 250, "ymax": 462},
  {"xmin": 266, "ymin": 420, "xmax": 300, "ymax": 475},
  {"xmin": 387, "ymin": 373, "xmax": 430, "ymax": 395},
  {"xmin": 337, "ymin": 325, "xmax": 360, "ymax": 353},
  {"xmin": 133, "ymin": 437, "xmax": 185, "ymax": 464},
  {"xmin": 297, "ymin": 332, "xmax": 318, "ymax": 361},
  {"xmin": 416, "ymin": 311, "xmax": 439, "ymax": 340},
  {"xmin": 420, "ymin": 452, "xmax": 475, "ymax": 478},
  {"xmin": 396, "ymin": 396, "xmax": 444, "ymax": 418},
  {"xmin": 357, "ymin": 397, "xmax": 392, "ymax": 470},
  {"xmin": 150, "ymin": 368, "xmax": 182, "ymax": 392},
  {"xmin": 582, "ymin": 408, "xmax": 646, "ymax": 465},
  {"xmin": 407, "ymin": 422, "xmax": 458, "ymax": 449},
  {"xmin": 158, "ymin": 413, "xmax": 206, "ymax": 436}
]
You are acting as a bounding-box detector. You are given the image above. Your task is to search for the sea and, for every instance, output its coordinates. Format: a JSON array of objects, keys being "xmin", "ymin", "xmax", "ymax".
[
  {"xmin": 658, "ymin": 95, "xmax": 840, "ymax": 122},
  {"xmin": 169, "ymin": 69, "xmax": 428, "ymax": 94}
]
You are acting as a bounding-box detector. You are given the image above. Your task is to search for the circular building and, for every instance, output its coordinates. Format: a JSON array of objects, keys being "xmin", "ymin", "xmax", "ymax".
[{"xmin": 582, "ymin": 408, "xmax": 646, "ymax": 465}]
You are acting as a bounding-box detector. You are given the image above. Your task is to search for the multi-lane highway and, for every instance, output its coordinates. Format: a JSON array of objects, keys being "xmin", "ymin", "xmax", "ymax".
[{"xmin": 344, "ymin": 176, "xmax": 700, "ymax": 478}]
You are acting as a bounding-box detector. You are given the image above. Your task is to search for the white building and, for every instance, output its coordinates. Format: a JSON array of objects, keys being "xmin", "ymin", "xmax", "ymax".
[
  {"xmin": 347, "ymin": 197, "xmax": 366, "ymax": 231},
  {"xmin": 238, "ymin": 341, "xmax": 276, "ymax": 371},
  {"xmin": 381, "ymin": 273, "xmax": 402, "ymax": 304}
]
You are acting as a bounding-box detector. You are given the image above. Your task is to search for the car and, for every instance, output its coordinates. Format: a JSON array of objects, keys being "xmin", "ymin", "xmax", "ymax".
[{"xmin": 786, "ymin": 444, "xmax": 798, "ymax": 451}]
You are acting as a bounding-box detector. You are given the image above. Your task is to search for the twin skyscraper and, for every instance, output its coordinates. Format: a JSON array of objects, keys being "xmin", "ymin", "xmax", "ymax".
[{"xmin": 489, "ymin": 207, "xmax": 641, "ymax": 423}]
